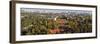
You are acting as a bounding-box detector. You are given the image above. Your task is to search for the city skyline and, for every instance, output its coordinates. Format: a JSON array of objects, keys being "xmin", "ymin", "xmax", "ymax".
[{"xmin": 21, "ymin": 8, "xmax": 92, "ymax": 14}]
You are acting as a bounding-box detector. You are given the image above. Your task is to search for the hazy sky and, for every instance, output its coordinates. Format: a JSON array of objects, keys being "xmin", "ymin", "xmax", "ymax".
[{"xmin": 21, "ymin": 8, "xmax": 92, "ymax": 14}]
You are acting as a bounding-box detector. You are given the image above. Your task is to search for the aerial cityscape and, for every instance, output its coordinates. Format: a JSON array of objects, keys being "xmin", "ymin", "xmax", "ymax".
[{"xmin": 21, "ymin": 8, "xmax": 92, "ymax": 35}]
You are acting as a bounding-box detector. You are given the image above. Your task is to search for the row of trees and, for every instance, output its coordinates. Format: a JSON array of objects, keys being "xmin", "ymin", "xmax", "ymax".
[{"xmin": 21, "ymin": 13, "xmax": 92, "ymax": 35}]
